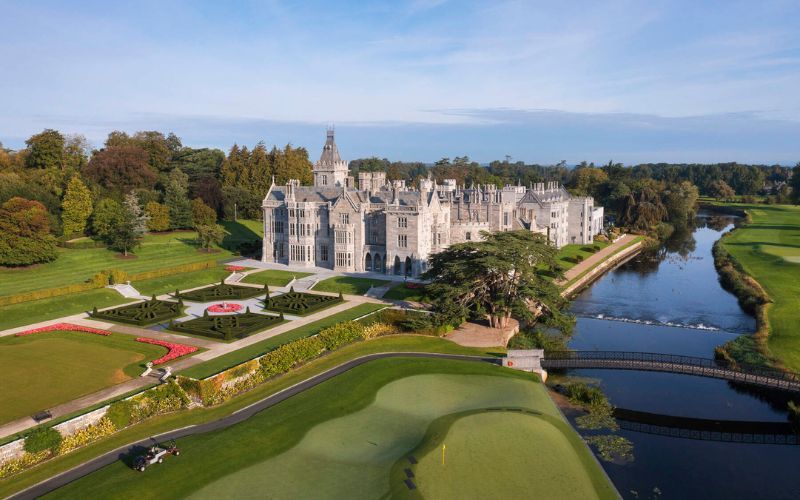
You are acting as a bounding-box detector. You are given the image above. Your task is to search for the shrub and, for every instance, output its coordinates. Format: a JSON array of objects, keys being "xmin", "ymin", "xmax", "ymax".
[
  {"xmin": 362, "ymin": 322, "xmax": 400, "ymax": 339},
  {"xmin": 259, "ymin": 336, "xmax": 326, "ymax": 378},
  {"xmin": 57, "ymin": 418, "xmax": 116, "ymax": 454},
  {"xmin": 109, "ymin": 269, "xmax": 129, "ymax": 285},
  {"xmin": 0, "ymin": 451, "xmax": 50, "ymax": 479},
  {"xmin": 565, "ymin": 383, "xmax": 607, "ymax": 406},
  {"xmin": 91, "ymin": 298, "xmax": 183, "ymax": 326},
  {"xmin": 263, "ymin": 290, "xmax": 343, "ymax": 315},
  {"xmin": 23, "ymin": 427, "xmax": 62, "ymax": 454},
  {"xmin": 178, "ymin": 283, "xmax": 265, "ymax": 302},
  {"xmin": 317, "ymin": 321, "xmax": 365, "ymax": 350},
  {"xmin": 170, "ymin": 312, "xmax": 282, "ymax": 340},
  {"xmin": 106, "ymin": 399, "xmax": 134, "ymax": 429},
  {"xmin": 129, "ymin": 381, "xmax": 189, "ymax": 423}
]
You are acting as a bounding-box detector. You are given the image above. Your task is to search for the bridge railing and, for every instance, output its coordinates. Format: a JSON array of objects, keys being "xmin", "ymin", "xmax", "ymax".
[{"xmin": 542, "ymin": 351, "xmax": 800, "ymax": 383}]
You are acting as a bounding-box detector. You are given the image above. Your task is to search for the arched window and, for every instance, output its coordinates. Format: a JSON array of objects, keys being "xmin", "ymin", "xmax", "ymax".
[
  {"xmin": 405, "ymin": 256, "xmax": 412, "ymax": 277},
  {"xmin": 373, "ymin": 253, "xmax": 381, "ymax": 273},
  {"xmin": 365, "ymin": 252, "xmax": 372, "ymax": 271},
  {"xmin": 394, "ymin": 256, "xmax": 401, "ymax": 275}
]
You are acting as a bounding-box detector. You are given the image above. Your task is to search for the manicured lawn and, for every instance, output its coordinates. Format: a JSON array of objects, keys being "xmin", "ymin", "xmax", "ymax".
[
  {"xmin": 556, "ymin": 241, "xmax": 610, "ymax": 272},
  {"xmin": 0, "ymin": 231, "xmax": 234, "ymax": 298},
  {"xmin": 47, "ymin": 357, "xmax": 614, "ymax": 499},
  {"xmin": 314, "ymin": 276, "xmax": 392, "ymax": 295},
  {"xmin": 0, "ymin": 336, "xmax": 498, "ymax": 497},
  {"xmin": 401, "ymin": 411, "xmax": 612, "ymax": 499},
  {"xmin": 720, "ymin": 204, "xmax": 800, "ymax": 371},
  {"xmin": 0, "ymin": 289, "xmax": 131, "ymax": 332},
  {"xmin": 242, "ymin": 269, "xmax": 313, "ymax": 287},
  {"xmin": 383, "ymin": 282, "xmax": 429, "ymax": 302},
  {"xmin": 134, "ymin": 267, "xmax": 229, "ymax": 297},
  {"xmin": 0, "ymin": 331, "xmax": 166, "ymax": 425},
  {"xmin": 180, "ymin": 302, "xmax": 386, "ymax": 378}
]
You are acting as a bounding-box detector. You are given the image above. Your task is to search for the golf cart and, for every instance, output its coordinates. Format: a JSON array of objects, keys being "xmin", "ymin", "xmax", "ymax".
[{"xmin": 133, "ymin": 440, "xmax": 180, "ymax": 471}]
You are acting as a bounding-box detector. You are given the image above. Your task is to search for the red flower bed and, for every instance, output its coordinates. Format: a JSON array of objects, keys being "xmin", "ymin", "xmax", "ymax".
[
  {"xmin": 405, "ymin": 282, "xmax": 423, "ymax": 289},
  {"xmin": 225, "ymin": 265, "xmax": 247, "ymax": 272},
  {"xmin": 207, "ymin": 303, "xmax": 243, "ymax": 313},
  {"xmin": 135, "ymin": 337, "xmax": 198, "ymax": 365},
  {"xmin": 16, "ymin": 323, "xmax": 111, "ymax": 337}
]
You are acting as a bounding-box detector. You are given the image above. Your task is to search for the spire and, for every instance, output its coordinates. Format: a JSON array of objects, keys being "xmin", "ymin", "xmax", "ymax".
[{"xmin": 318, "ymin": 127, "xmax": 342, "ymax": 165}]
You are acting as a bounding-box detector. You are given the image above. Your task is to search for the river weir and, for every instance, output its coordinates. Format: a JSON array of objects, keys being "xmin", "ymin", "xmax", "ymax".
[{"xmin": 565, "ymin": 212, "xmax": 800, "ymax": 499}]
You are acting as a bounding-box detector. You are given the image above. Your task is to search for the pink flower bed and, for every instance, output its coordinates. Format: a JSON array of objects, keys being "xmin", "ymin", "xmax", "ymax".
[
  {"xmin": 225, "ymin": 265, "xmax": 246, "ymax": 272},
  {"xmin": 135, "ymin": 338, "xmax": 198, "ymax": 365},
  {"xmin": 16, "ymin": 323, "xmax": 111, "ymax": 337},
  {"xmin": 207, "ymin": 303, "xmax": 243, "ymax": 313}
]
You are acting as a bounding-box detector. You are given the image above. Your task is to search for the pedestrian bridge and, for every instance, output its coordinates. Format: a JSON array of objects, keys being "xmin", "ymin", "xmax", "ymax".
[{"xmin": 538, "ymin": 351, "xmax": 800, "ymax": 393}]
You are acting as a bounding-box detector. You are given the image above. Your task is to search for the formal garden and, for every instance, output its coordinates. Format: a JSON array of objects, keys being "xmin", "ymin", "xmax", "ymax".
[
  {"xmin": 176, "ymin": 282, "xmax": 267, "ymax": 302},
  {"xmin": 263, "ymin": 288, "xmax": 343, "ymax": 316},
  {"xmin": 169, "ymin": 310, "xmax": 284, "ymax": 341},
  {"xmin": 0, "ymin": 324, "xmax": 197, "ymax": 425},
  {"xmin": 90, "ymin": 298, "xmax": 184, "ymax": 326},
  {"xmin": 313, "ymin": 276, "xmax": 391, "ymax": 295}
]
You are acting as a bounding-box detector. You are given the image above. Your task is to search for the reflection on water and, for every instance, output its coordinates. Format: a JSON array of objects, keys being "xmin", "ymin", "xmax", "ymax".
[{"xmin": 567, "ymin": 212, "xmax": 800, "ymax": 499}]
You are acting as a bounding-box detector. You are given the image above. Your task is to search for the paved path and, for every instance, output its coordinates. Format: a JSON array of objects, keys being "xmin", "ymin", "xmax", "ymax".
[
  {"xmin": 0, "ymin": 293, "xmax": 383, "ymax": 440},
  {"xmin": 9, "ymin": 352, "xmax": 499, "ymax": 500},
  {"xmin": 558, "ymin": 234, "xmax": 638, "ymax": 284}
]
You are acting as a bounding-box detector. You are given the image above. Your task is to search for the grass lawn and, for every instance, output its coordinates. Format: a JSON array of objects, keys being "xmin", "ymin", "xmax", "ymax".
[
  {"xmin": 555, "ymin": 241, "xmax": 610, "ymax": 272},
  {"xmin": 133, "ymin": 266, "xmax": 229, "ymax": 297},
  {"xmin": 314, "ymin": 276, "xmax": 392, "ymax": 295},
  {"xmin": 242, "ymin": 269, "xmax": 313, "ymax": 287},
  {"xmin": 180, "ymin": 302, "xmax": 386, "ymax": 378},
  {"xmin": 46, "ymin": 357, "xmax": 615, "ymax": 499},
  {"xmin": 399, "ymin": 410, "xmax": 611, "ymax": 499},
  {"xmin": 0, "ymin": 335, "xmax": 499, "ymax": 497},
  {"xmin": 0, "ymin": 289, "xmax": 131, "ymax": 332},
  {"xmin": 0, "ymin": 231, "xmax": 235, "ymax": 298},
  {"xmin": 0, "ymin": 331, "xmax": 167, "ymax": 425},
  {"xmin": 382, "ymin": 282, "xmax": 428, "ymax": 302},
  {"xmin": 720, "ymin": 204, "xmax": 800, "ymax": 371}
]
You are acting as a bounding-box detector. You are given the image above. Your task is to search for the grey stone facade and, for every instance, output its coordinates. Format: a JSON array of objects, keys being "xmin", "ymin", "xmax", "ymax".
[{"xmin": 262, "ymin": 131, "xmax": 604, "ymax": 276}]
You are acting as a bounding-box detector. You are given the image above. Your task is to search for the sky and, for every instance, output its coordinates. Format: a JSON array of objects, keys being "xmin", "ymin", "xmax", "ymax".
[{"xmin": 1, "ymin": 0, "xmax": 799, "ymax": 164}]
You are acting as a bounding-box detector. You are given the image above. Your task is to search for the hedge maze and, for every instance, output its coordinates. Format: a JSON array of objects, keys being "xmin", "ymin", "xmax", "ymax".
[
  {"xmin": 90, "ymin": 297, "xmax": 183, "ymax": 326},
  {"xmin": 263, "ymin": 288, "xmax": 343, "ymax": 316},
  {"xmin": 170, "ymin": 310, "xmax": 283, "ymax": 340},
  {"xmin": 176, "ymin": 282, "xmax": 267, "ymax": 302}
]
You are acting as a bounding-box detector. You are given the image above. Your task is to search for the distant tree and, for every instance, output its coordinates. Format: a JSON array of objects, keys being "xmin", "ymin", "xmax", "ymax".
[
  {"xmin": 620, "ymin": 184, "xmax": 668, "ymax": 230},
  {"xmin": 104, "ymin": 130, "xmax": 133, "ymax": 148},
  {"xmin": 791, "ymin": 164, "xmax": 800, "ymax": 204},
  {"xmin": 708, "ymin": 179, "xmax": 736, "ymax": 201},
  {"xmin": 424, "ymin": 231, "xmax": 565, "ymax": 329},
  {"xmin": 222, "ymin": 185, "xmax": 261, "ymax": 220},
  {"xmin": 91, "ymin": 198, "xmax": 124, "ymax": 240},
  {"xmin": 164, "ymin": 167, "xmax": 193, "ymax": 229},
  {"xmin": 195, "ymin": 224, "xmax": 228, "ymax": 251},
  {"xmin": 145, "ymin": 201, "xmax": 170, "ymax": 231},
  {"xmin": 63, "ymin": 134, "xmax": 90, "ymax": 172},
  {"xmin": 664, "ymin": 181, "xmax": 699, "ymax": 228},
  {"xmin": 83, "ymin": 146, "xmax": 157, "ymax": 193},
  {"xmin": 132, "ymin": 131, "xmax": 171, "ymax": 172},
  {"xmin": 570, "ymin": 167, "xmax": 608, "ymax": 199},
  {"xmin": 191, "ymin": 198, "xmax": 216, "ymax": 227},
  {"xmin": 61, "ymin": 176, "xmax": 93, "ymax": 238},
  {"xmin": 25, "ymin": 129, "xmax": 65, "ymax": 170},
  {"xmin": 0, "ymin": 197, "xmax": 58, "ymax": 265},
  {"xmin": 166, "ymin": 132, "xmax": 183, "ymax": 153},
  {"xmin": 109, "ymin": 192, "xmax": 148, "ymax": 256},
  {"xmin": 192, "ymin": 175, "xmax": 223, "ymax": 214}
]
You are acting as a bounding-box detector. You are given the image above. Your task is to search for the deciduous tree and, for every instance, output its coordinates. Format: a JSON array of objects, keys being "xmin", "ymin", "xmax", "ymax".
[
  {"xmin": 196, "ymin": 224, "xmax": 227, "ymax": 251},
  {"xmin": 61, "ymin": 176, "xmax": 93, "ymax": 238},
  {"xmin": 83, "ymin": 146, "xmax": 156, "ymax": 193},
  {"xmin": 0, "ymin": 197, "xmax": 58, "ymax": 265},
  {"xmin": 145, "ymin": 201, "xmax": 170, "ymax": 231},
  {"xmin": 91, "ymin": 198, "xmax": 124, "ymax": 240},
  {"xmin": 25, "ymin": 129, "xmax": 64, "ymax": 170},
  {"xmin": 191, "ymin": 198, "xmax": 216, "ymax": 227},
  {"xmin": 109, "ymin": 192, "xmax": 148, "ymax": 256}
]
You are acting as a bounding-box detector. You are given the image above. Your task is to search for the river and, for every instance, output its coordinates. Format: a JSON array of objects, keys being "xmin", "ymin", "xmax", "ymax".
[{"xmin": 566, "ymin": 212, "xmax": 800, "ymax": 499}]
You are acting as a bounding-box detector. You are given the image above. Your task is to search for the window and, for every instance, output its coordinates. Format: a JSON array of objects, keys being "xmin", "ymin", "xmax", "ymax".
[
  {"xmin": 551, "ymin": 211, "xmax": 557, "ymax": 219},
  {"xmin": 290, "ymin": 224, "xmax": 295, "ymax": 236},
  {"xmin": 340, "ymin": 213, "xmax": 350, "ymax": 224},
  {"xmin": 320, "ymin": 245, "xmax": 328, "ymax": 261},
  {"xmin": 274, "ymin": 242, "xmax": 284, "ymax": 258},
  {"xmin": 398, "ymin": 234, "xmax": 408, "ymax": 248},
  {"xmin": 274, "ymin": 220, "xmax": 284, "ymax": 234},
  {"xmin": 335, "ymin": 252, "xmax": 352, "ymax": 268},
  {"xmin": 465, "ymin": 232, "xmax": 471, "ymax": 240},
  {"xmin": 289, "ymin": 209, "xmax": 295, "ymax": 218},
  {"xmin": 504, "ymin": 212, "xmax": 509, "ymax": 226},
  {"xmin": 322, "ymin": 175, "xmax": 327, "ymax": 186},
  {"xmin": 398, "ymin": 217, "xmax": 407, "ymax": 228}
]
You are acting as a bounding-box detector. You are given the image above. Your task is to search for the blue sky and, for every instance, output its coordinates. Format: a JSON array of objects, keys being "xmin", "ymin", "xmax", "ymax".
[{"xmin": 1, "ymin": 0, "xmax": 799, "ymax": 164}]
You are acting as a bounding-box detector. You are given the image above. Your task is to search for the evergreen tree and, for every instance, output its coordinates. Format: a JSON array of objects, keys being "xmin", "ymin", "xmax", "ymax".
[
  {"xmin": 61, "ymin": 175, "xmax": 93, "ymax": 238},
  {"xmin": 791, "ymin": 164, "xmax": 800, "ymax": 204},
  {"xmin": 165, "ymin": 167, "xmax": 193, "ymax": 229},
  {"xmin": 91, "ymin": 198, "xmax": 124, "ymax": 240},
  {"xmin": 110, "ymin": 192, "xmax": 148, "ymax": 256}
]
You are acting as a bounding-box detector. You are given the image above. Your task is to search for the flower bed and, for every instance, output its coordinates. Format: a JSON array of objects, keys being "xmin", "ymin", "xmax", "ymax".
[
  {"xmin": 263, "ymin": 289, "xmax": 343, "ymax": 316},
  {"xmin": 90, "ymin": 298, "xmax": 183, "ymax": 326},
  {"xmin": 15, "ymin": 323, "xmax": 111, "ymax": 337},
  {"xmin": 225, "ymin": 265, "xmax": 247, "ymax": 272},
  {"xmin": 207, "ymin": 303, "xmax": 243, "ymax": 313},
  {"xmin": 169, "ymin": 312, "xmax": 283, "ymax": 341},
  {"xmin": 177, "ymin": 282, "xmax": 265, "ymax": 302},
  {"xmin": 135, "ymin": 337, "xmax": 198, "ymax": 364}
]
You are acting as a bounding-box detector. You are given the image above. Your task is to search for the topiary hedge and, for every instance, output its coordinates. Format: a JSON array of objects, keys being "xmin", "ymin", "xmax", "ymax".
[
  {"xmin": 170, "ymin": 311, "xmax": 283, "ymax": 340},
  {"xmin": 263, "ymin": 289, "xmax": 343, "ymax": 316},
  {"xmin": 177, "ymin": 282, "xmax": 266, "ymax": 302},
  {"xmin": 91, "ymin": 297, "xmax": 184, "ymax": 326}
]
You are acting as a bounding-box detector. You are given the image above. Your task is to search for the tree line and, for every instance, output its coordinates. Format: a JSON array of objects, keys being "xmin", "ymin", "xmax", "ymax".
[{"xmin": 0, "ymin": 129, "xmax": 313, "ymax": 266}]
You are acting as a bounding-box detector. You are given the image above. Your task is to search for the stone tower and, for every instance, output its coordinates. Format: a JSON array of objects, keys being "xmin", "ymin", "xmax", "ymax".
[{"xmin": 313, "ymin": 128, "xmax": 349, "ymax": 187}]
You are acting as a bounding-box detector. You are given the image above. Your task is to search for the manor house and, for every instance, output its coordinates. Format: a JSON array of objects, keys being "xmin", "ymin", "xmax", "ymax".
[{"xmin": 261, "ymin": 130, "xmax": 603, "ymax": 276}]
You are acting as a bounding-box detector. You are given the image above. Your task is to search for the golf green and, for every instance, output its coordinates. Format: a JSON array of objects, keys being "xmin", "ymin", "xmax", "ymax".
[{"xmin": 47, "ymin": 358, "xmax": 614, "ymax": 499}]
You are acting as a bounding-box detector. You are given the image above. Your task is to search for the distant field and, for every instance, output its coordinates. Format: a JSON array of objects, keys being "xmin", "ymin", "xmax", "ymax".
[
  {"xmin": 720, "ymin": 204, "xmax": 800, "ymax": 371},
  {"xmin": 242, "ymin": 269, "xmax": 312, "ymax": 287},
  {"xmin": 0, "ymin": 231, "xmax": 234, "ymax": 298},
  {"xmin": 314, "ymin": 276, "xmax": 391, "ymax": 295},
  {"xmin": 0, "ymin": 331, "xmax": 166, "ymax": 424},
  {"xmin": 48, "ymin": 358, "xmax": 614, "ymax": 499}
]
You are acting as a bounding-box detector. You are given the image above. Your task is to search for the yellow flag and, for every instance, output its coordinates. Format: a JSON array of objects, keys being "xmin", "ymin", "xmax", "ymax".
[{"xmin": 442, "ymin": 444, "xmax": 446, "ymax": 465}]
